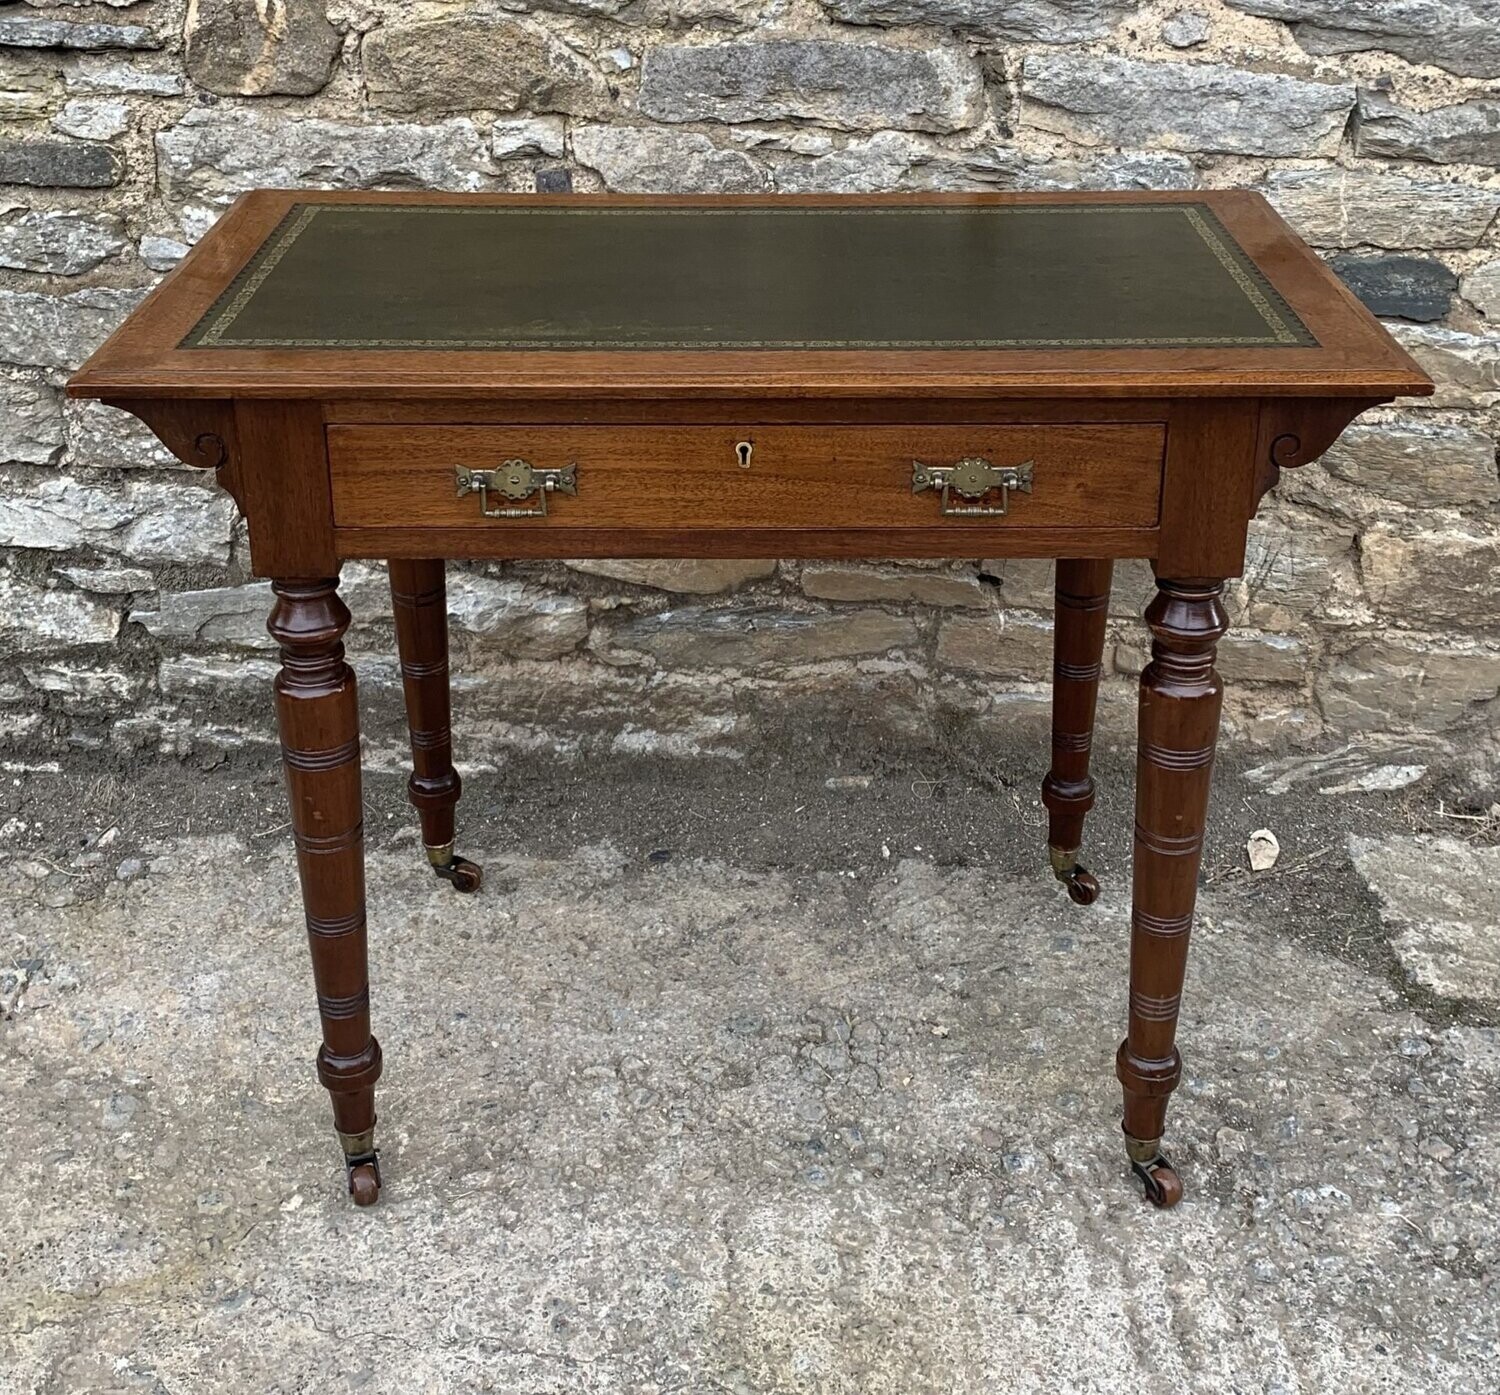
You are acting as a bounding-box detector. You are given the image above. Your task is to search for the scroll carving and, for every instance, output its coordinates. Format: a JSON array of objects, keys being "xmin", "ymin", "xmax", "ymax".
[
  {"xmin": 1251, "ymin": 397, "xmax": 1386, "ymax": 514},
  {"xmin": 103, "ymin": 397, "xmax": 245, "ymax": 512}
]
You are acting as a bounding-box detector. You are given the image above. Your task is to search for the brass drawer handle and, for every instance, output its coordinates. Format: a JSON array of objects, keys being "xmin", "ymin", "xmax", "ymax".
[
  {"xmin": 455, "ymin": 459, "xmax": 577, "ymax": 518},
  {"xmin": 912, "ymin": 456, "xmax": 1034, "ymax": 518}
]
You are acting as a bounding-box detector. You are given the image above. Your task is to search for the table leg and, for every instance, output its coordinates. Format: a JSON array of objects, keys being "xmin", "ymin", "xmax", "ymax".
[
  {"xmin": 389, "ymin": 559, "xmax": 481, "ymax": 893},
  {"xmin": 1117, "ymin": 576, "xmax": 1228, "ymax": 1209},
  {"xmin": 268, "ymin": 576, "xmax": 383, "ymax": 1206},
  {"xmin": 1042, "ymin": 558, "xmax": 1113, "ymax": 905}
]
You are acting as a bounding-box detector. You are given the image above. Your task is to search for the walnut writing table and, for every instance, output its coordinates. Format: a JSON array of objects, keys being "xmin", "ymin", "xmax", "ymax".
[{"xmin": 69, "ymin": 191, "xmax": 1431, "ymax": 1209}]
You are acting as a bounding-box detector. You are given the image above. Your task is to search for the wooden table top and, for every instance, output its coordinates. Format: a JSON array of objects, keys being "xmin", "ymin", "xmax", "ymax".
[{"xmin": 69, "ymin": 190, "xmax": 1430, "ymax": 403}]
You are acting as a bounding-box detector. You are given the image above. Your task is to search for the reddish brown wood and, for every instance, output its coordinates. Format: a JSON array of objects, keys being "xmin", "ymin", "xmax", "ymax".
[
  {"xmin": 65, "ymin": 189, "xmax": 1432, "ymax": 403},
  {"xmin": 1252, "ymin": 396, "xmax": 1384, "ymax": 513},
  {"xmin": 233, "ymin": 400, "xmax": 338, "ymax": 576},
  {"xmin": 336, "ymin": 525, "xmax": 1156, "ymax": 563},
  {"xmin": 1042, "ymin": 559, "xmax": 1114, "ymax": 905},
  {"xmin": 329, "ymin": 423, "xmax": 1164, "ymax": 533},
  {"xmin": 60, "ymin": 190, "xmax": 1434, "ymax": 1209},
  {"xmin": 268, "ymin": 576, "xmax": 382, "ymax": 1204},
  {"xmin": 1116, "ymin": 576, "xmax": 1229, "ymax": 1208},
  {"xmin": 389, "ymin": 559, "xmax": 481, "ymax": 893}
]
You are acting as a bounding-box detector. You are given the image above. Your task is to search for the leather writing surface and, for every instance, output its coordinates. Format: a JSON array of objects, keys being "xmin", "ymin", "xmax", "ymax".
[{"xmin": 182, "ymin": 202, "xmax": 1316, "ymax": 352}]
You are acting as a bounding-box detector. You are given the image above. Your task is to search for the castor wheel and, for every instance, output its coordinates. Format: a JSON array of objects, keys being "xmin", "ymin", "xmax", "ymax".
[
  {"xmin": 433, "ymin": 855, "xmax": 482, "ymax": 894},
  {"xmin": 345, "ymin": 1152, "xmax": 382, "ymax": 1207},
  {"xmin": 1064, "ymin": 867, "xmax": 1100, "ymax": 906},
  {"xmin": 1130, "ymin": 1153, "xmax": 1184, "ymax": 1209}
]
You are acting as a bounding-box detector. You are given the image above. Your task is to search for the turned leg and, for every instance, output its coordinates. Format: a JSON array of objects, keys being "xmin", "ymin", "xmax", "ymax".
[
  {"xmin": 1117, "ymin": 576, "xmax": 1228, "ymax": 1209},
  {"xmin": 1042, "ymin": 558, "xmax": 1113, "ymax": 905},
  {"xmin": 389, "ymin": 559, "xmax": 481, "ymax": 893},
  {"xmin": 268, "ymin": 576, "xmax": 383, "ymax": 1206}
]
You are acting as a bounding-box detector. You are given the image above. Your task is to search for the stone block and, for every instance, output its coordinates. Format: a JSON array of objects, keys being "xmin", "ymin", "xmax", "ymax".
[
  {"xmin": 821, "ymin": 0, "xmax": 1130, "ymax": 42},
  {"xmin": 1265, "ymin": 168, "xmax": 1498, "ymax": 251},
  {"xmin": 0, "ymin": 571, "xmax": 120, "ymax": 652},
  {"xmin": 1461, "ymin": 260, "xmax": 1500, "ymax": 319},
  {"xmin": 1316, "ymin": 420, "xmax": 1499, "ymax": 510},
  {"xmin": 1328, "ymin": 254, "xmax": 1455, "ymax": 323},
  {"xmin": 50, "ymin": 97, "xmax": 129, "ymax": 141},
  {"xmin": 129, "ymin": 581, "xmax": 273, "ymax": 649},
  {"xmin": 65, "ymin": 399, "xmax": 179, "ymax": 470},
  {"xmin": 492, "ymin": 116, "xmax": 567, "ymax": 161},
  {"xmin": 1355, "ymin": 91, "xmax": 1500, "ymax": 166},
  {"xmin": 572, "ymin": 125, "xmax": 768, "ymax": 193},
  {"xmin": 0, "ymin": 209, "xmax": 127, "ymax": 275},
  {"xmin": 1392, "ymin": 325, "xmax": 1500, "ymax": 408},
  {"xmin": 0, "ymin": 287, "xmax": 144, "ymax": 370},
  {"xmin": 567, "ymin": 559, "xmax": 777, "ymax": 594},
  {"xmin": 1320, "ymin": 634, "xmax": 1500, "ymax": 731},
  {"xmin": 0, "ymin": 15, "xmax": 159, "ymax": 50},
  {"xmin": 935, "ymin": 611, "xmax": 1052, "ymax": 677},
  {"xmin": 185, "ymin": 0, "xmax": 342, "ymax": 98},
  {"xmin": 801, "ymin": 563, "xmax": 987, "ymax": 608},
  {"xmin": 1224, "ymin": 1, "xmax": 1500, "ymax": 79},
  {"xmin": 447, "ymin": 575, "xmax": 588, "ymax": 658},
  {"xmin": 0, "ymin": 376, "xmax": 64, "ymax": 465},
  {"xmin": 1021, "ymin": 54, "xmax": 1353, "ymax": 157},
  {"xmin": 155, "ymin": 109, "xmax": 498, "ymax": 202},
  {"xmin": 606, "ymin": 605, "xmax": 918, "ymax": 668},
  {"xmin": 363, "ymin": 16, "xmax": 609, "ymax": 117},
  {"xmin": 0, "ymin": 473, "xmax": 237, "ymax": 565},
  {"xmin": 1361, "ymin": 523, "xmax": 1500, "ymax": 628},
  {"xmin": 638, "ymin": 39, "xmax": 984, "ymax": 134},
  {"xmin": 0, "ymin": 137, "xmax": 122, "ymax": 188},
  {"xmin": 64, "ymin": 57, "xmax": 184, "ymax": 96}
]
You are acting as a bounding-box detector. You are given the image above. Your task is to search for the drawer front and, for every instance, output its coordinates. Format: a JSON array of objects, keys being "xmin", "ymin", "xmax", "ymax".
[{"xmin": 327, "ymin": 424, "xmax": 1164, "ymax": 532}]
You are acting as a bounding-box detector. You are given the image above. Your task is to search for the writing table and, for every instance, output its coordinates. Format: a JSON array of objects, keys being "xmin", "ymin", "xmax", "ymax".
[{"xmin": 69, "ymin": 191, "xmax": 1432, "ymax": 1209}]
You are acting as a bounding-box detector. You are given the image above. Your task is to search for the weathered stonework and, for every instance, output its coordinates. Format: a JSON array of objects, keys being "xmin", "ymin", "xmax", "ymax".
[
  {"xmin": 1264, "ymin": 169, "xmax": 1499, "ymax": 250},
  {"xmin": 0, "ymin": 137, "xmax": 122, "ymax": 188},
  {"xmin": 1329, "ymin": 254, "xmax": 1456, "ymax": 323},
  {"xmin": 1355, "ymin": 91, "xmax": 1500, "ymax": 167},
  {"xmin": 0, "ymin": 5, "xmax": 1495, "ymax": 781},
  {"xmin": 0, "ymin": 287, "xmax": 144, "ymax": 369},
  {"xmin": 0, "ymin": 208, "xmax": 127, "ymax": 275},
  {"xmin": 1225, "ymin": 1, "xmax": 1500, "ymax": 79},
  {"xmin": 638, "ymin": 39, "xmax": 985, "ymax": 134},
  {"xmin": 184, "ymin": 0, "xmax": 343, "ymax": 98},
  {"xmin": 822, "ymin": 0, "xmax": 1131, "ymax": 42},
  {"xmin": 155, "ymin": 109, "xmax": 498, "ymax": 203},
  {"xmin": 363, "ymin": 16, "xmax": 610, "ymax": 118},
  {"xmin": 1021, "ymin": 55, "xmax": 1353, "ymax": 157}
]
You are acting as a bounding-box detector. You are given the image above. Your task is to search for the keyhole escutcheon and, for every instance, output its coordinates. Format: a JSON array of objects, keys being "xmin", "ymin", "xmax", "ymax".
[{"xmin": 735, "ymin": 440, "xmax": 754, "ymax": 468}]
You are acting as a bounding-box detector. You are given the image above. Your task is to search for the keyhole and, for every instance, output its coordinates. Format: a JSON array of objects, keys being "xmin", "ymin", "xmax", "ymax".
[{"xmin": 735, "ymin": 440, "xmax": 753, "ymax": 468}]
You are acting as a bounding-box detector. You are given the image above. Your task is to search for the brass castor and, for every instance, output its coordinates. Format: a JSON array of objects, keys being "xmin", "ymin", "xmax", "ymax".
[
  {"xmin": 1050, "ymin": 847, "xmax": 1100, "ymax": 906},
  {"xmin": 1125, "ymin": 1136, "xmax": 1184, "ymax": 1209},
  {"xmin": 1063, "ymin": 866, "xmax": 1100, "ymax": 905},
  {"xmin": 344, "ymin": 1151, "xmax": 382, "ymax": 1207},
  {"xmin": 428, "ymin": 844, "xmax": 483, "ymax": 894}
]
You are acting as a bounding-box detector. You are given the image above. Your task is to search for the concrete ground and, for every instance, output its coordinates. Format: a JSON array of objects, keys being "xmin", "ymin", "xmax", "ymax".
[{"xmin": 2, "ymin": 737, "xmax": 1498, "ymax": 1395}]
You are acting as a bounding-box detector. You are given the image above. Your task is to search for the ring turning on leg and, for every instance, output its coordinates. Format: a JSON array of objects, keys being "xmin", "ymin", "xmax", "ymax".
[
  {"xmin": 1043, "ymin": 559, "xmax": 1113, "ymax": 905},
  {"xmin": 268, "ymin": 575, "xmax": 384, "ymax": 1206},
  {"xmin": 1118, "ymin": 575, "xmax": 1227, "ymax": 1209},
  {"xmin": 389, "ymin": 559, "xmax": 481, "ymax": 894}
]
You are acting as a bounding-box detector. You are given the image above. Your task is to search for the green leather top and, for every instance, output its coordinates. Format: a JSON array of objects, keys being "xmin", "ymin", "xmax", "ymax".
[{"xmin": 181, "ymin": 202, "xmax": 1316, "ymax": 352}]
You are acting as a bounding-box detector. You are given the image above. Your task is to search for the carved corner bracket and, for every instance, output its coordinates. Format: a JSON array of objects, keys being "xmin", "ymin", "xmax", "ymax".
[
  {"xmin": 104, "ymin": 397, "xmax": 246, "ymax": 513},
  {"xmin": 1251, "ymin": 397, "xmax": 1387, "ymax": 514}
]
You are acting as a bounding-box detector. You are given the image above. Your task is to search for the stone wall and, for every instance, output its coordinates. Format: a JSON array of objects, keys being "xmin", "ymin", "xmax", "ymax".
[{"xmin": 2, "ymin": 1, "xmax": 1498, "ymax": 783}]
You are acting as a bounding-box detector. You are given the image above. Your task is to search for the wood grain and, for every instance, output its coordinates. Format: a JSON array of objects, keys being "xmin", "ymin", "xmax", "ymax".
[{"xmin": 328, "ymin": 423, "xmax": 1165, "ymax": 533}]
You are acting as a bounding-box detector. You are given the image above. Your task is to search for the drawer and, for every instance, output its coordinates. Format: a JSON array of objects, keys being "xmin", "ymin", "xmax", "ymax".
[{"xmin": 326, "ymin": 424, "xmax": 1165, "ymax": 532}]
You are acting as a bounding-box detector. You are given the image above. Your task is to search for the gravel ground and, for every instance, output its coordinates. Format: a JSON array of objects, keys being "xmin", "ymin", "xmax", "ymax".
[{"xmin": 2, "ymin": 740, "xmax": 1497, "ymax": 1394}]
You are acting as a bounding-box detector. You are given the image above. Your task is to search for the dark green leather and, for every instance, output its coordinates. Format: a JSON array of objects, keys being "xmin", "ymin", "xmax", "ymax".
[{"xmin": 182, "ymin": 202, "xmax": 1315, "ymax": 352}]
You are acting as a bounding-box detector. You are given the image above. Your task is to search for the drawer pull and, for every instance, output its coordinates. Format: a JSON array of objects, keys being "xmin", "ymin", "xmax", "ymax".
[
  {"xmin": 455, "ymin": 460, "xmax": 577, "ymax": 519},
  {"xmin": 911, "ymin": 456, "xmax": 1034, "ymax": 518}
]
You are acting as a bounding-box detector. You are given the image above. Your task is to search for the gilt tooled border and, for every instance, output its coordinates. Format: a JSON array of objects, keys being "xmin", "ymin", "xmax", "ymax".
[{"xmin": 180, "ymin": 201, "xmax": 1318, "ymax": 352}]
